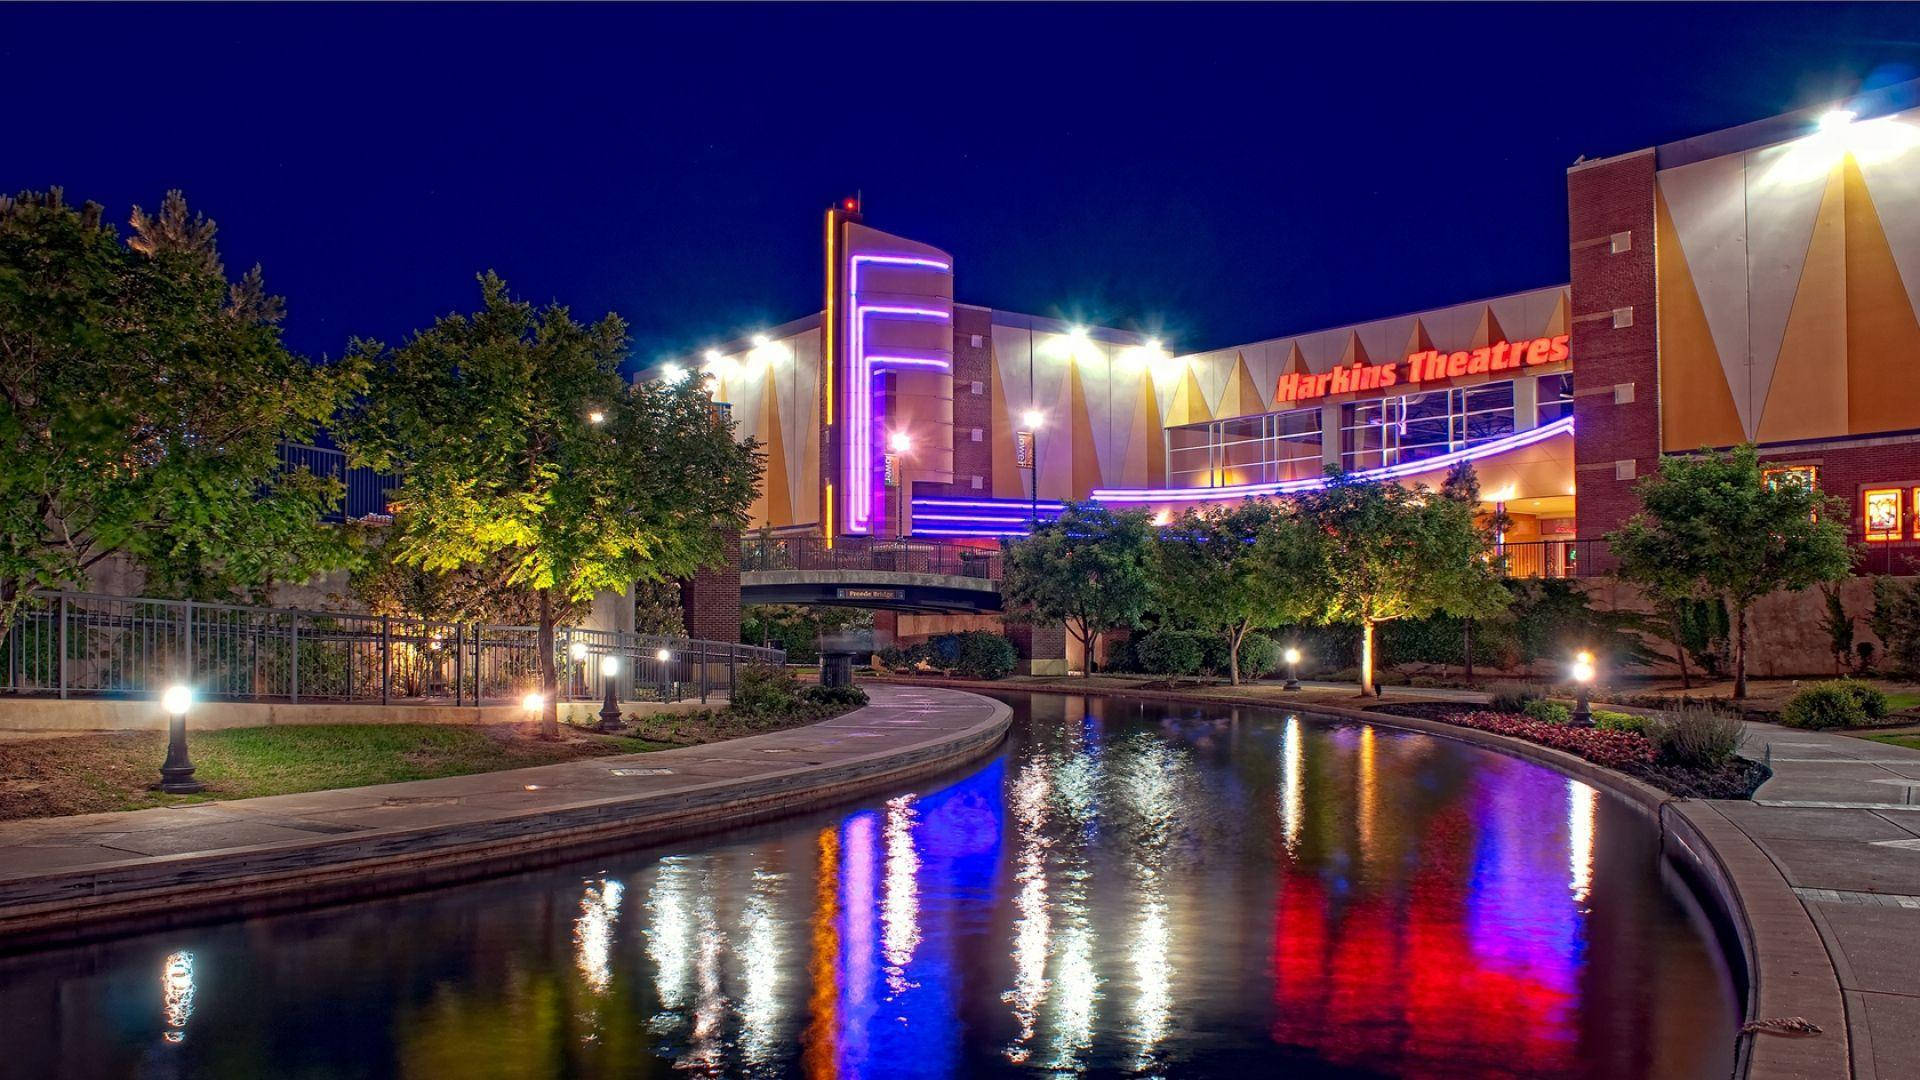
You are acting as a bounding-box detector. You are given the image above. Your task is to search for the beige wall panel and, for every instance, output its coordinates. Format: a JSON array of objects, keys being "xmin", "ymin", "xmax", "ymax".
[
  {"xmin": 1843, "ymin": 155, "xmax": 1920, "ymax": 434},
  {"xmin": 1853, "ymin": 112, "xmax": 1920, "ymax": 330},
  {"xmin": 1659, "ymin": 153, "xmax": 1755, "ymax": 432},
  {"xmin": 1655, "ymin": 187, "xmax": 1747, "ymax": 450},
  {"xmin": 1742, "ymin": 142, "xmax": 1834, "ymax": 432}
]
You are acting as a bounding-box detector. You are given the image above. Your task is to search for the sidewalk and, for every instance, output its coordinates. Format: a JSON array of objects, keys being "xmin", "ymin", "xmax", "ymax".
[
  {"xmin": 1701, "ymin": 723, "xmax": 1920, "ymax": 1080},
  {"xmin": 0, "ymin": 684, "xmax": 1011, "ymax": 948}
]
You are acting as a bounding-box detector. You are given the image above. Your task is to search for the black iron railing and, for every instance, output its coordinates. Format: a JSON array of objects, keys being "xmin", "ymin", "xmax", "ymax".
[
  {"xmin": 278, "ymin": 443, "xmax": 395, "ymax": 522},
  {"xmin": 743, "ymin": 535, "xmax": 1003, "ymax": 580}
]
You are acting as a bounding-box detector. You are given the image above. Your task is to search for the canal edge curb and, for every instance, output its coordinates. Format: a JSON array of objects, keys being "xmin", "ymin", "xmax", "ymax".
[
  {"xmin": 872, "ymin": 675, "xmax": 1848, "ymax": 1080},
  {"xmin": 0, "ymin": 687, "xmax": 1013, "ymax": 953}
]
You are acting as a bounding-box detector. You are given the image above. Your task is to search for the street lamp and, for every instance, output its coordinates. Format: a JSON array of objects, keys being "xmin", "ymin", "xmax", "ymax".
[
  {"xmin": 1022, "ymin": 408, "xmax": 1046, "ymax": 525},
  {"xmin": 655, "ymin": 647, "xmax": 673, "ymax": 702},
  {"xmin": 1570, "ymin": 650, "xmax": 1596, "ymax": 727},
  {"xmin": 521, "ymin": 690, "xmax": 545, "ymax": 719},
  {"xmin": 588, "ymin": 409, "xmax": 606, "ymax": 425},
  {"xmin": 570, "ymin": 640, "xmax": 589, "ymax": 700},
  {"xmin": 888, "ymin": 431, "xmax": 913, "ymax": 539},
  {"xmin": 1283, "ymin": 647, "xmax": 1302, "ymax": 692},
  {"xmin": 155, "ymin": 684, "xmax": 204, "ymax": 793},
  {"xmin": 597, "ymin": 654, "xmax": 624, "ymax": 732}
]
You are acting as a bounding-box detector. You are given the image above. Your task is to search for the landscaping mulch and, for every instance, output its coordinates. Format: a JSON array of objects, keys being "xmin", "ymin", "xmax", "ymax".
[{"xmin": 1369, "ymin": 701, "xmax": 1772, "ymax": 800}]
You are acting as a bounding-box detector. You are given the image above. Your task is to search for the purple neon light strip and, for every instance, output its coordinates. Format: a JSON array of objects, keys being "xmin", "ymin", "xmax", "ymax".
[
  {"xmin": 867, "ymin": 355, "xmax": 952, "ymax": 370},
  {"xmin": 1090, "ymin": 416, "xmax": 1575, "ymax": 504},
  {"xmin": 913, "ymin": 526, "xmax": 1030, "ymax": 537},
  {"xmin": 912, "ymin": 498, "xmax": 1068, "ymax": 510},
  {"xmin": 913, "ymin": 513, "xmax": 1053, "ymax": 524},
  {"xmin": 844, "ymin": 254, "xmax": 952, "ymax": 534}
]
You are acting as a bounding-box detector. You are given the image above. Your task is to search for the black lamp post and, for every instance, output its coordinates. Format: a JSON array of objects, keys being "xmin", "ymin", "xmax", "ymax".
[
  {"xmin": 655, "ymin": 647, "xmax": 674, "ymax": 703},
  {"xmin": 597, "ymin": 654, "xmax": 624, "ymax": 732},
  {"xmin": 154, "ymin": 684, "xmax": 204, "ymax": 794},
  {"xmin": 1283, "ymin": 647, "xmax": 1302, "ymax": 692},
  {"xmin": 1571, "ymin": 650, "xmax": 1596, "ymax": 727}
]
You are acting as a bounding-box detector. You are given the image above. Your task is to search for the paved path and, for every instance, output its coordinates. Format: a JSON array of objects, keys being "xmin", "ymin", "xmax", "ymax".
[
  {"xmin": 1695, "ymin": 723, "xmax": 1920, "ymax": 1080},
  {"xmin": 0, "ymin": 684, "xmax": 1010, "ymax": 948}
]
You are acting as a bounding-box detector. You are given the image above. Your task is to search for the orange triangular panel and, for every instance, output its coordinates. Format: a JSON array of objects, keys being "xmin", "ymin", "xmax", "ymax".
[
  {"xmin": 1543, "ymin": 291, "xmax": 1570, "ymax": 337},
  {"xmin": 1339, "ymin": 331, "xmax": 1371, "ymax": 367},
  {"xmin": 988, "ymin": 339, "xmax": 1025, "ymax": 497},
  {"xmin": 1121, "ymin": 374, "xmax": 1167, "ymax": 488},
  {"xmin": 1469, "ymin": 307, "xmax": 1508, "ymax": 349},
  {"xmin": 756, "ymin": 374, "xmax": 793, "ymax": 526},
  {"xmin": 1655, "ymin": 186, "xmax": 1745, "ymax": 450},
  {"xmin": 1166, "ymin": 365, "xmax": 1212, "ymax": 427},
  {"xmin": 1757, "ymin": 166, "xmax": 1848, "ymax": 443},
  {"xmin": 1401, "ymin": 319, "xmax": 1435, "ymax": 358},
  {"xmin": 1844, "ymin": 154, "xmax": 1920, "ymax": 435},
  {"xmin": 1067, "ymin": 357, "xmax": 1103, "ymax": 494},
  {"xmin": 1214, "ymin": 351, "xmax": 1264, "ymax": 418}
]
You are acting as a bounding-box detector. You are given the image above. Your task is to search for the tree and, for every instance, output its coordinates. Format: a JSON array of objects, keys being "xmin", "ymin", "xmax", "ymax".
[
  {"xmin": 1156, "ymin": 500, "xmax": 1317, "ymax": 685},
  {"xmin": 1001, "ymin": 502, "xmax": 1157, "ymax": 678},
  {"xmin": 1869, "ymin": 576, "xmax": 1920, "ymax": 677},
  {"xmin": 1607, "ymin": 446, "xmax": 1852, "ymax": 699},
  {"xmin": 1819, "ymin": 584, "xmax": 1856, "ymax": 677},
  {"xmin": 0, "ymin": 188, "xmax": 359, "ymax": 624},
  {"xmin": 1441, "ymin": 461, "xmax": 1509, "ymax": 683},
  {"xmin": 1284, "ymin": 473, "xmax": 1509, "ymax": 697},
  {"xmin": 346, "ymin": 274, "xmax": 760, "ymax": 736}
]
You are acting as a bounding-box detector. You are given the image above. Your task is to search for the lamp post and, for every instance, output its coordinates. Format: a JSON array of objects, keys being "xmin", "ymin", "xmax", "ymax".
[
  {"xmin": 1022, "ymin": 407, "xmax": 1046, "ymax": 526},
  {"xmin": 154, "ymin": 684, "xmax": 203, "ymax": 794},
  {"xmin": 1570, "ymin": 650, "xmax": 1596, "ymax": 727},
  {"xmin": 888, "ymin": 431, "xmax": 913, "ymax": 540},
  {"xmin": 521, "ymin": 690, "xmax": 545, "ymax": 724},
  {"xmin": 597, "ymin": 654, "xmax": 624, "ymax": 732},
  {"xmin": 1283, "ymin": 647, "xmax": 1302, "ymax": 692},
  {"xmin": 655, "ymin": 647, "xmax": 673, "ymax": 703}
]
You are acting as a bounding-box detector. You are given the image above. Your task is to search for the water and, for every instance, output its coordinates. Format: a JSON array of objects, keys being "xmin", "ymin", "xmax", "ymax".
[{"xmin": 0, "ymin": 693, "xmax": 1740, "ymax": 1079}]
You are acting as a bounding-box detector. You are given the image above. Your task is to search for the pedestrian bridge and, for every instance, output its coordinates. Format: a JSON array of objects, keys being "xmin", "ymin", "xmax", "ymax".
[{"xmin": 740, "ymin": 537, "xmax": 1003, "ymax": 613}]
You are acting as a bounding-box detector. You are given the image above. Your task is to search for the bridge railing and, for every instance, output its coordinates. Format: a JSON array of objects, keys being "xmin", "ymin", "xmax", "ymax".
[
  {"xmin": 0, "ymin": 591, "xmax": 783, "ymax": 705},
  {"xmin": 743, "ymin": 535, "xmax": 1003, "ymax": 580}
]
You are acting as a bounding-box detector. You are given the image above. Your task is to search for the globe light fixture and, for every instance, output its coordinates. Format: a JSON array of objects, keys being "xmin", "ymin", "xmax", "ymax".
[
  {"xmin": 155, "ymin": 684, "xmax": 204, "ymax": 794},
  {"xmin": 570, "ymin": 640, "xmax": 589, "ymax": 662},
  {"xmin": 1570, "ymin": 650, "xmax": 1596, "ymax": 727},
  {"xmin": 522, "ymin": 690, "xmax": 545, "ymax": 714},
  {"xmin": 1283, "ymin": 647, "xmax": 1303, "ymax": 692},
  {"xmin": 598, "ymin": 654, "xmax": 624, "ymax": 732}
]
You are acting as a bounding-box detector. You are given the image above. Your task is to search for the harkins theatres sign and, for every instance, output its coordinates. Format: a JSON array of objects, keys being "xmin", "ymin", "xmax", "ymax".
[{"xmin": 1273, "ymin": 334, "xmax": 1571, "ymax": 405}]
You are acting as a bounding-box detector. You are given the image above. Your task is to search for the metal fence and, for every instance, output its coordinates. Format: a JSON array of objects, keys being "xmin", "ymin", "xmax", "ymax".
[
  {"xmin": 1, "ymin": 592, "xmax": 784, "ymax": 705},
  {"xmin": 743, "ymin": 535, "xmax": 1003, "ymax": 579},
  {"xmin": 277, "ymin": 443, "xmax": 395, "ymax": 523}
]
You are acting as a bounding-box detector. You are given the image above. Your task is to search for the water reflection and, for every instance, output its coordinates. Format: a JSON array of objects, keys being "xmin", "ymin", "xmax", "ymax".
[{"xmin": 0, "ymin": 694, "xmax": 1738, "ymax": 1079}]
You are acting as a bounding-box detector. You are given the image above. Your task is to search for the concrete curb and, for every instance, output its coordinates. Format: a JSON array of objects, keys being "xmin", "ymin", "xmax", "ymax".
[
  {"xmin": 0, "ymin": 688, "xmax": 1013, "ymax": 953},
  {"xmin": 872, "ymin": 675, "xmax": 1847, "ymax": 1080}
]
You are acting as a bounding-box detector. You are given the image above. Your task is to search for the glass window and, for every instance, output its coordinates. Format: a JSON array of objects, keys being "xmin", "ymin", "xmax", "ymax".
[
  {"xmin": 1865, "ymin": 488, "xmax": 1903, "ymax": 541},
  {"xmin": 1340, "ymin": 379, "xmax": 1521, "ymax": 470},
  {"xmin": 1762, "ymin": 465, "xmax": 1817, "ymax": 492},
  {"xmin": 1536, "ymin": 373, "xmax": 1574, "ymax": 425}
]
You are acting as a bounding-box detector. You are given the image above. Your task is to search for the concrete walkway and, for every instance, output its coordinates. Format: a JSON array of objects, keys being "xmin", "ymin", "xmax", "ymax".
[
  {"xmin": 1699, "ymin": 723, "xmax": 1920, "ymax": 1080},
  {"xmin": 0, "ymin": 684, "xmax": 1011, "ymax": 949}
]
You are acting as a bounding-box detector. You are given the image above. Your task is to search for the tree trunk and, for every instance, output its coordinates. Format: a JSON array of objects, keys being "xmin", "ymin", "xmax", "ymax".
[
  {"xmin": 537, "ymin": 588, "xmax": 560, "ymax": 738},
  {"xmin": 1670, "ymin": 616, "xmax": 1693, "ymax": 690},
  {"xmin": 1462, "ymin": 620, "xmax": 1474, "ymax": 684},
  {"xmin": 1228, "ymin": 624, "xmax": 1245, "ymax": 686},
  {"xmin": 1359, "ymin": 619, "xmax": 1375, "ymax": 698},
  {"xmin": 1732, "ymin": 601, "xmax": 1750, "ymax": 701}
]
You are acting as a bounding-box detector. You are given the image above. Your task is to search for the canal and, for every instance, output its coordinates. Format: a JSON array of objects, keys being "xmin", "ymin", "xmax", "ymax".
[{"xmin": 0, "ymin": 691, "xmax": 1740, "ymax": 1078}]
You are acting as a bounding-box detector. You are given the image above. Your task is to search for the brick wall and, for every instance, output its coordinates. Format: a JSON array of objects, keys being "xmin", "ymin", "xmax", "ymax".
[
  {"xmin": 922, "ymin": 307, "xmax": 995, "ymax": 498},
  {"xmin": 1566, "ymin": 150, "xmax": 1661, "ymax": 557},
  {"xmin": 1006, "ymin": 621, "xmax": 1068, "ymax": 676},
  {"xmin": 678, "ymin": 532, "xmax": 742, "ymax": 643}
]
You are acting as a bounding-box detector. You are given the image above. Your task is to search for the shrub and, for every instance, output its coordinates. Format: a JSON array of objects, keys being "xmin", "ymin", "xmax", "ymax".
[
  {"xmin": 1447, "ymin": 710, "xmax": 1657, "ymax": 770},
  {"xmin": 802, "ymin": 683, "xmax": 869, "ymax": 710},
  {"xmin": 951, "ymin": 631, "xmax": 1018, "ymax": 680},
  {"xmin": 1651, "ymin": 703, "xmax": 1745, "ymax": 769},
  {"xmin": 1782, "ymin": 680, "xmax": 1889, "ymax": 730},
  {"xmin": 1523, "ymin": 699, "xmax": 1571, "ymax": 725},
  {"xmin": 875, "ymin": 646, "xmax": 910, "ymax": 671},
  {"xmin": 1594, "ymin": 710, "xmax": 1649, "ymax": 735},
  {"xmin": 1136, "ymin": 630, "xmax": 1204, "ymax": 676},
  {"xmin": 1237, "ymin": 633, "xmax": 1281, "ymax": 678},
  {"xmin": 731, "ymin": 663, "xmax": 803, "ymax": 717},
  {"xmin": 1488, "ymin": 682, "xmax": 1541, "ymax": 713}
]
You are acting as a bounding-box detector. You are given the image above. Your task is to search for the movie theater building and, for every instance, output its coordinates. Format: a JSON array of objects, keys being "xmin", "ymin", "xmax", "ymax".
[{"xmin": 669, "ymin": 82, "xmax": 1920, "ymax": 672}]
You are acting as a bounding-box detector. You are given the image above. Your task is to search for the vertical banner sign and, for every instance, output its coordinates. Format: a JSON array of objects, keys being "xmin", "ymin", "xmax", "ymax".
[{"xmin": 1015, "ymin": 431, "xmax": 1035, "ymax": 469}]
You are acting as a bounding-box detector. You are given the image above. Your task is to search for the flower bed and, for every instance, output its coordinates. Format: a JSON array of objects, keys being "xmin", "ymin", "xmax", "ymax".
[{"xmin": 1436, "ymin": 710, "xmax": 1658, "ymax": 770}]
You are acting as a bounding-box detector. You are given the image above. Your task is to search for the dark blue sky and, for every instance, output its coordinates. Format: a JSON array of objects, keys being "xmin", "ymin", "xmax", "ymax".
[{"xmin": 10, "ymin": 3, "xmax": 1920, "ymax": 368}]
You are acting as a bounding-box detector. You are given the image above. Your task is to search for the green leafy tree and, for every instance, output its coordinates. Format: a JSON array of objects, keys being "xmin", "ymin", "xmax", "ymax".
[
  {"xmin": 0, "ymin": 188, "xmax": 359, "ymax": 622},
  {"xmin": 1819, "ymin": 584, "xmax": 1856, "ymax": 677},
  {"xmin": 1608, "ymin": 446, "xmax": 1852, "ymax": 699},
  {"xmin": 1001, "ymin": 502, "xmax": 1157, "ymax": 678},
  {"xmin": 1156, "ymin": 500, "xmax": 1317, "ymax": 685},
  {"xmin": 346, "ymin": 274, "xmax": 760, "ymax": 736},
  {"xmin": 1283, "ymin": 473, "xmax": 1509, "ymax": 697},
  {"xmin": 1441, "ymin": 460, "xmax": 1509, "ymax": 682},
  {"xmin": 1869, "ymin": 576, "xmax": 1920, "ymax": 677}
]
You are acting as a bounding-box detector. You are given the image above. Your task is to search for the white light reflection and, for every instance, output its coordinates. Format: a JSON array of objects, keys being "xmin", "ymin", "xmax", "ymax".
[
  {"xmin": 573, "ymin": 878, "xmax": 624, "ymax": 994},
  {"xmin": 1357, "ymin": 725, "xmax": 1378, "ymax": 862},
  {"xmin": 160, "ymin": 951, "xmax": 195, "ymax": 1044},
  {"xmin": 881, "ymin": 795, "xmax": 922, "ymax": 997},
  {"xmin": 1047, "ymin": 923, "xmax": 1098, "ymax": 1070},
  {"xmin": 1002, "ymin": 760, "xmax": 1054, "ymax": 1064},
  {"xmin": 1281, "ymin": 714, "xmax": 1304, "ymax": 854},
  {"xmin": 644, "ymin": 858, "xmax": 694, "ymax": 1020},
  {"xmin": 687, "ymin": 900, "xmax": 729, "ymax": 1072},
  {"xmin": 737, "ymin": 867, "xmax": 785, "ymax": 1066},
  {"xmin": 1569, "ymin": 778, "xmax": 1598, "ymax": 905},
  {"xmin": 1117, "ymin": 737, "xmax": 1184, "ymax": 1070}
]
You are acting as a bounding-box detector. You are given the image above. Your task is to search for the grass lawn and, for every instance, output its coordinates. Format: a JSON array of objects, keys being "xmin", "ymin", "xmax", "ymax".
[
  {"xmin": 0, "ymin": 723, "xmax": 672, "ymax": 821},
  {"xmin": 1885, "ymin": 691, "xmax": 1920, "ymax": 713},
  {"xmin": 1863, "ymin": 733, "xmax": 1920, "ymax": 751}
]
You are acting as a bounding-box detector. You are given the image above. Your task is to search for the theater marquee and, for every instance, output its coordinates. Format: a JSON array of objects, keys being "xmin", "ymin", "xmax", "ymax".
[{"xmin": 1274, "ymin": 334, "xmax": 1571, "ymax": 405}]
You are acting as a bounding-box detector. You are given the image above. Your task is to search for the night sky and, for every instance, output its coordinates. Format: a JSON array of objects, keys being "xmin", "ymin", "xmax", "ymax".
[{"xmin": 10, "ymin": 4, "xmax": 1920, "ymax": 370}]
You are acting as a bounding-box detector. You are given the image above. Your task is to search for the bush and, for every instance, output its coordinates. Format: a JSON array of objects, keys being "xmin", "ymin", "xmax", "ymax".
[
  {"xmin": 1196, "ymin": 634, "xmax": 1231, "ymax": 676},
  {"xmin": 1488, "ymin": 682, "xmax": 1542, "ymax": 713},
  {"xmin": 1652, "ymin": 703, "xmax": 1745, "ymax": 768},
  {"xmin": 1594, "ymin": 710, "xmax": 1649, "ymax": 735},
  {"xmin": 951, "ymin": 631, "xmax": 1018, "ymax": 680},
  {"xmin": 1782, "ymin": 680, "xmax": 1889, "ymax": 730},
  {"xmin": 1523, "ymin": 699, "xmax": 1571, "ymax": 725},
  {"xmin": 1136, "ymin": 630, "xmax": 1204, "ymax": 676},
  {"xmin": 802, "ymin": 683, "xmax": 869, "ymax": 710},
  {"xmin": 1237, "ymin": 633, "xmax": 1281, "ymax": 678},
  {"xmin": 731, "ymin": 663, "xmax": 803, "ymax": 717},
  {"xmin": 1448, "ymin": 710, "xmax": 1657, "ymax": 770}
]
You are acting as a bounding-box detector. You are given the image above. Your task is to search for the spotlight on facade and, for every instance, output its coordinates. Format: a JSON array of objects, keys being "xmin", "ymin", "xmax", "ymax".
[
  {"xmin": 1819, "ymin": 108, "xmax": 1857, "ymax": 132},
  {"xmin": 661, "ymin": 363, "xmax": 688, "ymax": 385},
  {"xmin": 1022, "ymin": 408, "xmax": 1045, "ymax": 429},
  {"xmin": 751, "ymin": 333, "xmax": 771, "ymax": 347},
  {"xmin": 1068, "ymin": 325, "xmax": 1089, "ymax": 341},
  {"xmin": 889, "ymin": 431, "xmax": 913, "ymax": 455}
]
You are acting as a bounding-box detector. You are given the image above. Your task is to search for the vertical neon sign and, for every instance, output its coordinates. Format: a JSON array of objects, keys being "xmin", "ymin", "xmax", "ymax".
[{"xmin": 841, "ymin": 251, "xmax": 951, "ymax": 534}]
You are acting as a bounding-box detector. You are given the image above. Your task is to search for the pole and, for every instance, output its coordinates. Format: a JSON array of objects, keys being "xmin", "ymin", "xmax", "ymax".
[
  {"xmin": 453, "ymin": 623, "xmax": 464, "ymax": 707},
  {"xmin": 57, "ymin": 594, "xmax": 67, "ymax": 700},
  {"xmin": 291, "ymin": 617, "xmax": 300, "ymax": 704},
  {"xmin": 597, "ymin": 660, "xmax": 623, "ymax": 733},
  {"xmin": 380, "ymin": 615, "xmax": 391, "ymax": 705},
  {"xmin": 157, "ymin": 710, "xmax": 204, "ymax": 793}
]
